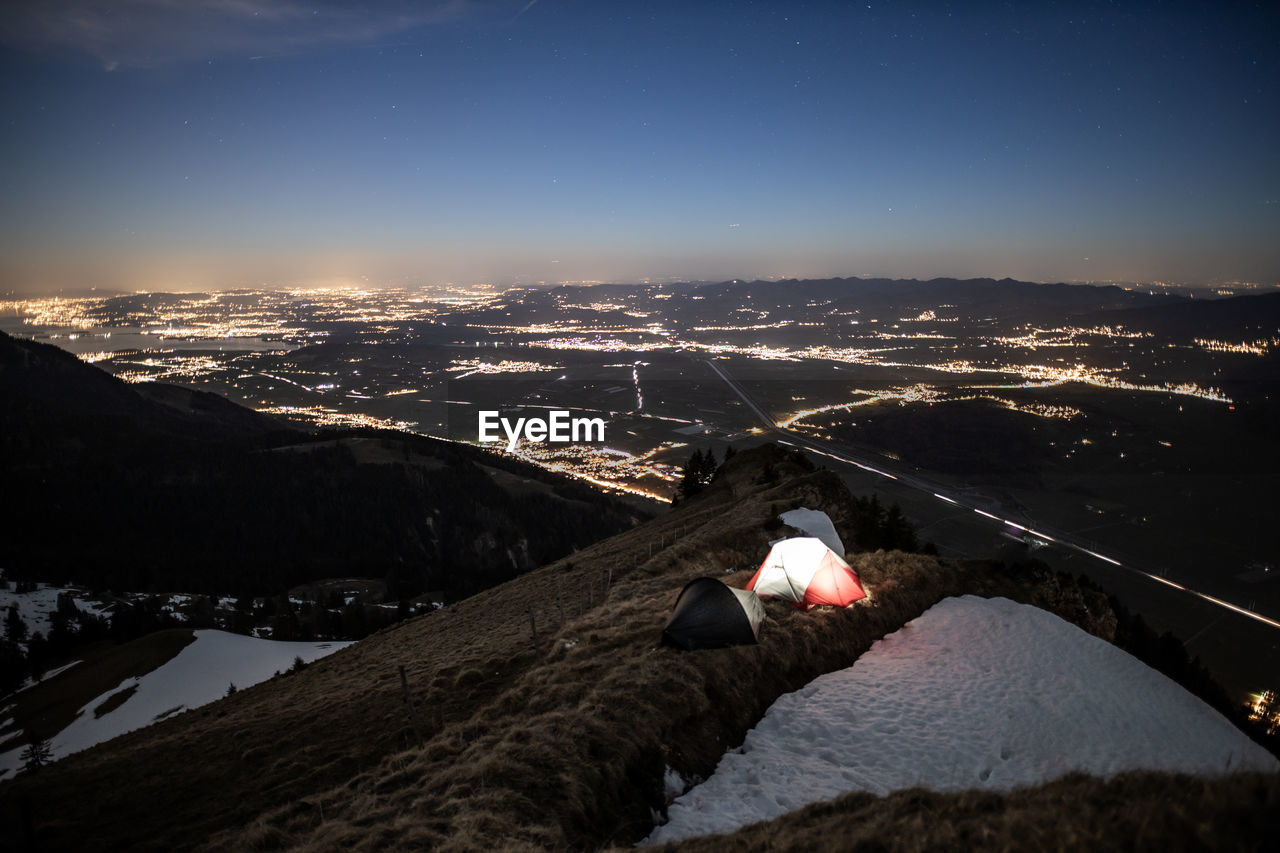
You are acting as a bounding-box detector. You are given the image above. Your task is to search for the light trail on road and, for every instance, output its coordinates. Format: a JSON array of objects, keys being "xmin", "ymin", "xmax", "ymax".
[
  {"xmin": 703, "ymin": 358, "xmax": 1280, "ymax": 632},
  {"xmin": 632, "ymin": 361, "xmax": 644, "ymax": 411}
]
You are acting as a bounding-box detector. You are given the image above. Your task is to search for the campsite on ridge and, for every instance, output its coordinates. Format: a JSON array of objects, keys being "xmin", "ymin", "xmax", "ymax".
[
  {"xmin": 4, "ymin": 444, "xmax": 1276, "ymax": 852},
  {"xmin": 3, "ymin": 1, "xmax": 1279, "ymax": 848}
]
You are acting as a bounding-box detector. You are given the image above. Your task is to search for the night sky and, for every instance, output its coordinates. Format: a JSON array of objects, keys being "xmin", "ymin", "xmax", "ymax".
[{"xmin": 1, "ymin": 1, "xmax": 1277, "ymax": 293}]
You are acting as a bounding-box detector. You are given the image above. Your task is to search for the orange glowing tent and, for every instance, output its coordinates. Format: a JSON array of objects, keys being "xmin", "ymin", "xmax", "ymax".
[{"xmin": 746, "ymin": 537, "xmax": 866, "ymax": 609}]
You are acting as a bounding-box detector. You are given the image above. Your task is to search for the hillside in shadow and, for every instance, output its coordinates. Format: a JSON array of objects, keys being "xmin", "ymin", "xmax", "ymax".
[{"xmin": 0, "ymin": 331, "xmax": 647, "ymax": 601}]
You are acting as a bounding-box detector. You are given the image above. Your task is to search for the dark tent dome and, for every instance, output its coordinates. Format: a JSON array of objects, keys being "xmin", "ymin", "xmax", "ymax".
[{"xmin": 661, "ymin": 577, "xmax": 765, "ymax": 650}]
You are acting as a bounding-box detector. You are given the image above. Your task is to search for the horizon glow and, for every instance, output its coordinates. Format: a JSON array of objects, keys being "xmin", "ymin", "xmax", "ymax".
[{"xmin": 1, "ymin": 1, "xmax": 1277, "ymax": 294}]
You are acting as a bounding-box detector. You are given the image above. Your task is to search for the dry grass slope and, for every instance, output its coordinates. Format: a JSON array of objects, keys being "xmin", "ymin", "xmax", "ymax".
[
  {"xmin": 2, "ymin": 445, "xmax": 1267, "ymax": 852},
  {"xmin": 656, "ymin": 771, "xmax": 1280, "ymax": 853},
  {"xmin": 208, "ymin": 448, "xmax": 1120, "ymax": 851}
]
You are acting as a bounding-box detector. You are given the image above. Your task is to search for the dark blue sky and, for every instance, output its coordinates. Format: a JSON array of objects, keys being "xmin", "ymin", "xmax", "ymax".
[{"xmin": 1, "ymin": 1, "xmax": 1277, "ymax": 292}]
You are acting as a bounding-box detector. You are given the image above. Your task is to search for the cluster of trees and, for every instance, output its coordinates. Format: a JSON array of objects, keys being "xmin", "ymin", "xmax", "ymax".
[
  {"xmin": 675, "ymin": 444, "xmax": 927, "ymax": 554},
  {"xmin": 849, "ymin": 494, "xmax": 928, "ymax": 553},
  {"xmin": 236, "ymin": 594, "xmax": 408, "ymax": 642},
  {"xmin": 763, "ymin": 493, "xmax": 926, "ymax": 556},
  {"xmin": 1, "ymin": 593, "xmax": 115, "ymax": 695},
  {"xmin": 676, "ymin": 446, "xmax": 736, "ymax": 500}
]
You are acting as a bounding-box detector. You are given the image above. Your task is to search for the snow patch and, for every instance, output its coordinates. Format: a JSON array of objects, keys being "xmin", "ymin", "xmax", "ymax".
[
  {"xmin": 777, "ymin": 508, "xmax": 844, "ymax": 556},
  {"xmin": 0, "ymin": 582, "xmax": 118, "ymax": 651},
  {"xmin": 0, "ymin": 630, "xmax": 350, "ymax": 779},
  {"xmin": 644, "ymin": 596, "xmax": 1278, "ymax": 845},
  {"xmin": 662, "ymin": 766, "xmax": 693, "ymax": 802},
  {"xmin": 42, "ymin": 659, "xmax": 84, "ymax": 680},
  {"xmin": 0, "ymin": 584, "xmax": 67, "ymax": 646}
]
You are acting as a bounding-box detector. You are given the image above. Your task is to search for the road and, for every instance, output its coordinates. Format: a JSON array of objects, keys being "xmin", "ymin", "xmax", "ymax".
[{"xmin": 704, "ymin": 357, "xmax": 1280, "ymax": 632}]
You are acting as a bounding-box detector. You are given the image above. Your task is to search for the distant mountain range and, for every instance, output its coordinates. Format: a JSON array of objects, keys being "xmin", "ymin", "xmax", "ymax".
[
  {"xmin": 691, "ymin": 276, "xmax": 1181, "ymax": 316},
  {"xmin": 1088, "ymin": 291, "xmax": 1280, "ymax": 338},
  {"xmin": 0, "ymin": 330, "xmax": 647, "ymax": 600},
  {"xmin": 469, "ymin": 276, "xmax": 1192, "ymax": 328}
]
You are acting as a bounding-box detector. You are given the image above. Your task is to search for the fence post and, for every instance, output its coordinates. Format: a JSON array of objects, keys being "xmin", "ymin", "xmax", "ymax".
[
  {"xmin": 526, "ymin": 609, "xmax": 539, "ymax": 651},
  {"xmin": 398, "ymin": 665, "xmax": 426, "ymax": 743}
]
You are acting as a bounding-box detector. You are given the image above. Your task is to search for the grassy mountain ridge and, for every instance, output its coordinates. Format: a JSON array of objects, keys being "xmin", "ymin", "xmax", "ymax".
[{"xmin": 8, "ymin": 444, "xmax": 1265, "ymax": 852}]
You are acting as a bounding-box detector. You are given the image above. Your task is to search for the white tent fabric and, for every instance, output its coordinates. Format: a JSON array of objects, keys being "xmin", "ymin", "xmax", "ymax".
[
  {"xmin": 778, "ymin": 507, "xmax": 845, "ymax": 555},
  {"xmin": 752, "ymin": 537, "xmax": 832, "ymax": 600},
  {"xmin": 748, "ymin": 537, "xmax": 866, "ymax": 609},
  {"xmin": 729, "ymin": 587, "xmax": 766, "ymax": 638}
]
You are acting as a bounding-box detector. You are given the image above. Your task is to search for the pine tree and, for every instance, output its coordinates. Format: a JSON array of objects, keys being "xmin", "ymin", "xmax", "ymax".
[
  {"xmin": 5, "ymin": 604, "xmax": 27, "ymax": 644},
  {"xmin": 678, "ymin": 447, "xmax": 720, "ymax": 498},
  {"xmin": 678, "ymin": 449, "xmax": 707, "ymax": 498},
  {"xmin": 20, "ymin": 735, "xmax": 52, "ymax": 774},
  {"xmin": 884, "ymin": 503, "xmax": 919, "ymax": 552},
  {"xmin": 26, "ymin": 632, "xmax": 49, "ymax": 682},
  {"xmin": 0, "ymin": 638, "xmax": 27, "ymax": 695},
  {"xmin": 699, "ymin": 448, "xmax": 718, "ymax": 482}
]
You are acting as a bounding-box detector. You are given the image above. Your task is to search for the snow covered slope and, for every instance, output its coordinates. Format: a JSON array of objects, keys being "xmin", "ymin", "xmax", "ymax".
[
  {"xmin": 0, "ymin": 630, "xmax": 349, "ymax": 779},
  {"xmin": 646, "ymin": 595, "xmax": 1278, "ymax": 845}
]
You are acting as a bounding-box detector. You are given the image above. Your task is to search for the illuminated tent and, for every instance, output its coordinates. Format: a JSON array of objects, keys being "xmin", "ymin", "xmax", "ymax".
[
  {"xmin": 747, "ymin": 537, "xmax": 866, "ymax": 609},
  {"xmin": 662, "ymin": 577, "xmax": 766, "ymax": 650}
]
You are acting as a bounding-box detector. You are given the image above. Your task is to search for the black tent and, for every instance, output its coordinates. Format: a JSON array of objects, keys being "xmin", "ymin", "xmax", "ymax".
[{"xmin": 661, "ymin": 577, "xmax": 766, "ymax": 650}]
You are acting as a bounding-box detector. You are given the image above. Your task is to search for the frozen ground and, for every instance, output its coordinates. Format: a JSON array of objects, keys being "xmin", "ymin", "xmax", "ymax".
[
  {"xmin": 0, "ymin": 630, "xmax": 350, "ymax": 778},
  {"xmin": 645, "ymin": 595, "xmax": 1278, "ymax": 845}
]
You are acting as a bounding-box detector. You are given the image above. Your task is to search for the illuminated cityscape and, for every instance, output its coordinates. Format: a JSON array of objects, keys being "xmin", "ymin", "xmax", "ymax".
[
  {"xmin": 0, "ymin": 279, "xmax": 1265, "ymax": 507},
  {"xmin": 3, "ymin": 275, "xmax": 1276, "ymax": 655},
  {"xmin": 8, "ymin": 276, "xmax": 1276, "ymax": 669}
]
